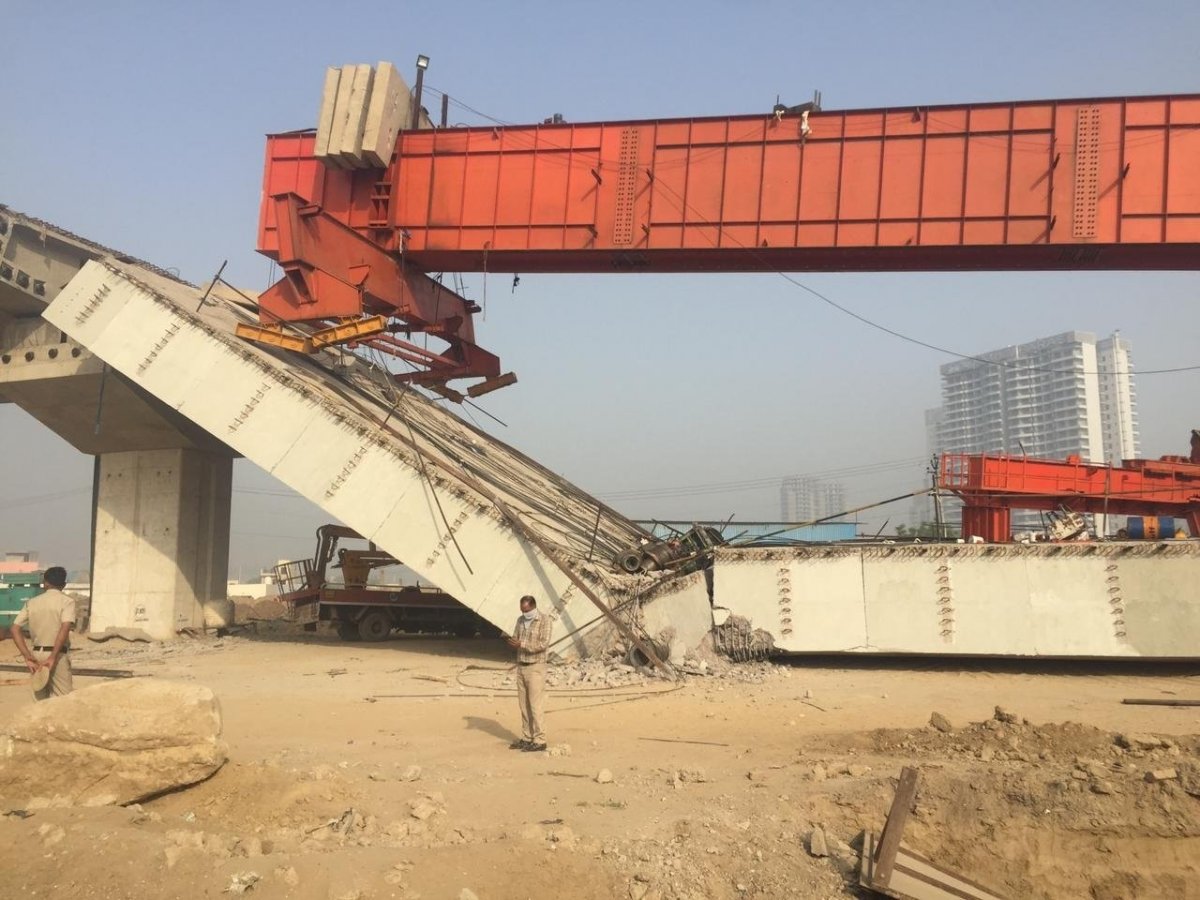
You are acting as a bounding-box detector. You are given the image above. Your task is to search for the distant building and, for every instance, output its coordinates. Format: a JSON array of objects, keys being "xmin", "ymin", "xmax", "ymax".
[
  {"xmin": 0, "ymin": 551, "xmax": 39, "ymax": 575},
  {"xmin": 780, "ymin": 477, "xmax": 846, "ymax": 523},
  {"xmin": 927, "ymin": 330, "xmax": 1139, "ymax": 533}
]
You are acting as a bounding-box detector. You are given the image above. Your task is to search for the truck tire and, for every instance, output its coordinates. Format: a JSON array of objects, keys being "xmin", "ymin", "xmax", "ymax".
[
  {"xmin": 336, "ymin": 621, "xmax": 360, "ymax": 641},
  {"xmin": 358, "ymin": 610, "xmax": 393, "ymax": 642}
]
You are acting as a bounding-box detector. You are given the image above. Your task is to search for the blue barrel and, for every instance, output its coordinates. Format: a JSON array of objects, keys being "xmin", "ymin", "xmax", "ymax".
[{"xmin": 1125, "ymin": 516, "xmax": 1177, "ymax": 539}]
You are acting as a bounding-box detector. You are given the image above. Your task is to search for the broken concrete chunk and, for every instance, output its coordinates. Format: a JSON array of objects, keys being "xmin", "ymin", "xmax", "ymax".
[
  {"xmin": 1117, "ymin": 732, "xmax": 1168, "ymax": 751},
  {"xmin": 0, "ymin": 680, "xmax": 226, "ymax": 807},
  {"xmin": 929, "ymin": 711, "xmax": 953, "ymax": 733},
  {"xmin": 1145, "ymin": 768, "xmax": 1179, "ymax": 783},
  {"xmin": 808, "ymin": 826, "xmax": 829, "ymax": 857},
  {"xmin": 595, "ymin": 768, "xmax": 614, "ymax": 784},
  {"xmin": 992, "ymin": 706, "xmax": 1018, "ymax": 724}
]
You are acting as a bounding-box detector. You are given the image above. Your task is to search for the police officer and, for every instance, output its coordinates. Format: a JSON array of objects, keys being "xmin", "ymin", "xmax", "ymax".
[{"xmin": 10, "ymin": 566, "xmax": 76, "ymax": 701}]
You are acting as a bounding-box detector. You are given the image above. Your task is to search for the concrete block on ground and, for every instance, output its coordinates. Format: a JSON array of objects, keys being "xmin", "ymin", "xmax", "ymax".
[
  {"xmin": 362, "ymin": 62, "xmax": 411, "ymax": 167},
  {"xmin": 313, "ymin": 67, "xmax": 343, "ymax": 160},
  {"xmin": 337, "ymin": 64, "xmax": 375, "ymax": 168}
]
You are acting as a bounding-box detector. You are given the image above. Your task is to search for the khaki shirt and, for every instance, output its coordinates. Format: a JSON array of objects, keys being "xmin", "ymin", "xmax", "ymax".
[{"xmin": 13, "ymin": 589, "xmax": 76, "ymax": 648}]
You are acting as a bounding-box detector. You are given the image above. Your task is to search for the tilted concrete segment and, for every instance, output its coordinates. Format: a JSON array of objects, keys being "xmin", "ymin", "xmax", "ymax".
[
  {"xmin": 714, "ymin": 543, "xmax": 1200, "ymax": 658},
  {"xmin": 44, "ymin": 260, "xmax": 712, "ymax": 659}
]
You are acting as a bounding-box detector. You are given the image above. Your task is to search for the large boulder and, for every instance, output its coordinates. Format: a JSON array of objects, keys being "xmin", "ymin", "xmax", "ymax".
[{"xmin": 0, "ymin": 679, "xmax": 227, "ymax": 807}]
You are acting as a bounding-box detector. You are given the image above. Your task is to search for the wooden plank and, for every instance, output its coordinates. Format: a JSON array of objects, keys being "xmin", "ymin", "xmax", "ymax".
[
  {"xmin": 874, "ymin": 765, "xmax": 920, "ymax": 886},
  {"xmin": 859, "ymin": 831, "xmax": 1008, "ymax": 900}
]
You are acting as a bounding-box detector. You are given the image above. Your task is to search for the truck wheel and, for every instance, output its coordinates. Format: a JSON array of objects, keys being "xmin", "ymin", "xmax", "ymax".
[
  {"xmin": 358, "ymin": 610, "xmax": 393, "ymax": 642},
  {"xmin": 336, "ymin": 621, "xmax": 360, "ymax": 641}
]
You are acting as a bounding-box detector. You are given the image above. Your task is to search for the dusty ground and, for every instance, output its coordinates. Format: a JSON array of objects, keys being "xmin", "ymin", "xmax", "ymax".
[{"xmin": 1, "ymin": 625, "xmax": 1198, "ymax": 900}]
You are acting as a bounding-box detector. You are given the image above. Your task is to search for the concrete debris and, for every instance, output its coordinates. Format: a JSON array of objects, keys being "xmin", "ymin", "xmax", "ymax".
[
  {"xmin": 808, "ymin": 826, "xmax": 829, "ymax": 857},
  {"xmin": 929, "ymin": 711, "xmax": 954, "ymax": 733},
  {"xmin": 1117, "ymin": 732, "xmax": 1172, "ymax": 751},
  {"xmin": 1145, "ymin": 768, "xmax": 1179, "ymax": 783},
  {"xmin": 595, "ymin": 769, "xmax": 615, "ymax": 784},
  {"xmin": 546, "ymin": 743, "xmax": 572, "ymax": 758},
  {"xmin": 0, "ymin": 679, "xmax": 227, "ymax": 807},
  {"xmin": 224, "ymin": 872, "xmax": 261, "ymax": 895},
  {"xmin": 993, "ymin": 706, "xmax": 1019, "ymax": 725}
]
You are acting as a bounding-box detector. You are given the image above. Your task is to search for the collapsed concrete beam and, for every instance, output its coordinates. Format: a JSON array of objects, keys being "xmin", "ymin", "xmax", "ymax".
[
  {"xmin": 713, "ymin": 543, "xmax": 1200, "ymax": 659},
  {"xmin": 45, "ymin": 260, "xmax": 712, "ymax": 659}
]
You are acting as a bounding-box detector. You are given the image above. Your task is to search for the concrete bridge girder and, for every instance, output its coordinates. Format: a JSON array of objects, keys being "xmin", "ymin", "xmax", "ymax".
[{"xmin": 1, "ymin": 206, "xmax": 234, "ymax": 638}]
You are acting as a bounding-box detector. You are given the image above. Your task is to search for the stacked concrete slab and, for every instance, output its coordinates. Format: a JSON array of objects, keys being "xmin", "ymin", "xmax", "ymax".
[{"xmin": 315, "ymin": 62, "xmax": 428, "ymax": 170}]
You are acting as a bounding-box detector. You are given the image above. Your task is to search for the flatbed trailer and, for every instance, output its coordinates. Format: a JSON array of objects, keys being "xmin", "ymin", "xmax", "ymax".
[{"xmin": 275, "ymin": 525, "xmax": 499, "ymax": 641}]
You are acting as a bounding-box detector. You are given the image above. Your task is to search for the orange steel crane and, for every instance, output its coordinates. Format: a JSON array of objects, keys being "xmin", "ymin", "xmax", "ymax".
[
  {"xmin": 253, "ymin": 93, "xmax": 1200, "ymax": 390},
  {"xmin": 939, "ymin": 451, "xmax": 1200, "ymax": 542}
]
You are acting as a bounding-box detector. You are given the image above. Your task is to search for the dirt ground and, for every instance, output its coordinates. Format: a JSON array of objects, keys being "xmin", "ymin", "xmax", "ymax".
[{"xmin": 1, "ymin": 624, "xmax": 1198, "ymax": 900}]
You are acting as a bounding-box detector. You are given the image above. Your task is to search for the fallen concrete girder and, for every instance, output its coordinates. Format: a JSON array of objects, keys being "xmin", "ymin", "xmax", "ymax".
[
  {"xmin": 713, "ymin": 542, "xmax": 1200, "ymax": 659},
  {"xmin": 44, "ymin": 260, "xmax": 711, "ymax": 659}
]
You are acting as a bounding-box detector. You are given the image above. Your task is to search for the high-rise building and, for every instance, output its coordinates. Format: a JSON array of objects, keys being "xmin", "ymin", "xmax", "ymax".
[
  {"xmin": 780, "ymin": 477, "xmax": 846, "ymax": 522},
  {"xmin": 927, "ymin": 330, "xmax": 1138, "ymax": 533},
  {"xmin": 1096, "ymin": 332, "xmax": 1140, "ymax": 465}
]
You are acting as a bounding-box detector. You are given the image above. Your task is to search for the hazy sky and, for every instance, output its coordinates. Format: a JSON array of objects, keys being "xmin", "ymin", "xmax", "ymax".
[{"xmin": 2, "ymin": 0, "xmax": 1198, "ymax": 577}]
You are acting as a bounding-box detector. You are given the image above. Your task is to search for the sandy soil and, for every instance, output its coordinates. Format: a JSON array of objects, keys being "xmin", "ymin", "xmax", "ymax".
[{"xmin": 1, "ymin": 626, "xmax": 1198, "ymax": 900}]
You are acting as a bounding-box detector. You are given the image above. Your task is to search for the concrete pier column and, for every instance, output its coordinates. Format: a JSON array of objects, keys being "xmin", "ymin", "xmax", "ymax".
[{"xmin": 90, "ymin": 449, "xmax": 232, "ymax": 639}]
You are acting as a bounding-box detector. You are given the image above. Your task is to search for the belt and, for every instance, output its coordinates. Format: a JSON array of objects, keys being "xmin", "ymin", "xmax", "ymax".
[{"xmin": 33, "ymin": 646, "xmax": 68, "ymax": 653}]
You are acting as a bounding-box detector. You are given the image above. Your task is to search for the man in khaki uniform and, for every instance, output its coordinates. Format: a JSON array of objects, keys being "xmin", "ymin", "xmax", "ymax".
[
  {"xmin": 10, "ymin": 566, "xmax": 75, "ymax": 700},
  {"xmin": 506, "ymin": 595, "xmax": 553, "ymax": 752}
]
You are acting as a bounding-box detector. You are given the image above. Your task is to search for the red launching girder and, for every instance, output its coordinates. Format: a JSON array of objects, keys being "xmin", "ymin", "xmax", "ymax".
[
  {"xmin": 939, "ymin": 453, "xmax": 1200, "ymax": 541},
  {"xmin": 256, "ymin": 92, "xmax": 1200, "ymax": 382}
]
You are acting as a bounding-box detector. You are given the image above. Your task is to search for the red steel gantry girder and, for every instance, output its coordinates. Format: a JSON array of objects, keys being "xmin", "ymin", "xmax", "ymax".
[
  {"xmin": 257, "ymin": 92, "xmax": 1200, "ymax": 381},
  {"xmin": 939, "ymin": 452, "xmax": 1200, "ymax": 542}
]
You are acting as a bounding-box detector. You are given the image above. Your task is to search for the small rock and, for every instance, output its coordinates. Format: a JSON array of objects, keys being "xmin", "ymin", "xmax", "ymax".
[
  {"xmin": 929, "ymin": 712, "xmax": 953, "ymax": 733},
  {"xmin": 399, "ymin": 765, "xmax": 422, "ymax": 782},
  {"xmin": 993, "ymin": 706, "xmax": 1018, "ymax": 725},
  {"xmin": 810, "ymin": 764, "xmax": 827, "ymax": 782},
  {"xmin": 409, "ymin": 801, "xmax": 439, "ymax": 821},
  {"xmin": 808, "ymin": 827, "xmax": 829, "ymax": 857},
  {"xmin": 225, "ymin": 872, "xmax": 261, "ymax": 895},
  {"xmin": 1117, "ymin": 733, "xmax": 1167, "ymax": 751},
  {"xmin": 846, "ymin": 764, "xmax": 871, "ymax": 778},
  {"xmin": 1145, "ymin": 768, "xmax": 1179, "ymax": 783},
  {"xmin": 459, "ymin": 890, "xmax": 479, "ymax": 900},
  {"xmin": 629, "ymin": 883, "xmax": 649, "ymax": 900},
  {"xmin": 1091, "ymin": 780, "xmax": 1115, "ymax": 795},
  {"xmin": 547, "ymin": 743, "xmax": 572, "ymax": 758},
  {"xmin": 595, "ymin": 769, "xmax": 614, "ymax": 784},
  {"xmin": 978, "ymin": 747, "xmax": 995, "ymax": 762},
  {"xmin": 677, "ymin": 767, "xmax": 709, "ymax": 783}
]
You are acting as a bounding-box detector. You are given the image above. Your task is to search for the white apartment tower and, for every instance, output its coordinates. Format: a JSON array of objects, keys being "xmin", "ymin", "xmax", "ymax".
[
  {"xmin": 1096, "ymin": 332, "xmax": 1140, "ymax": 464},
  {"xmin": 931, "ymin": 331, "xmax": 1137, "ymax": 464},
  {"xmin": 781, "ymin": 477, "xmax": 846, "ymax": 522}
]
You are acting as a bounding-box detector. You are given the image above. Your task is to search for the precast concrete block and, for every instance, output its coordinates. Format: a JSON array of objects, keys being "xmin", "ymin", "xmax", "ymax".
[
  {"xmin": 362, "ymin": 61, "xmax": 411, "ymax": 167},
  {"xmin": 337, "ymin": 64, "xmax": 375, "ymax": 168},
  {"xmin": 313, "ymin": 66, "xmax": 343, "ymax": 159}
]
